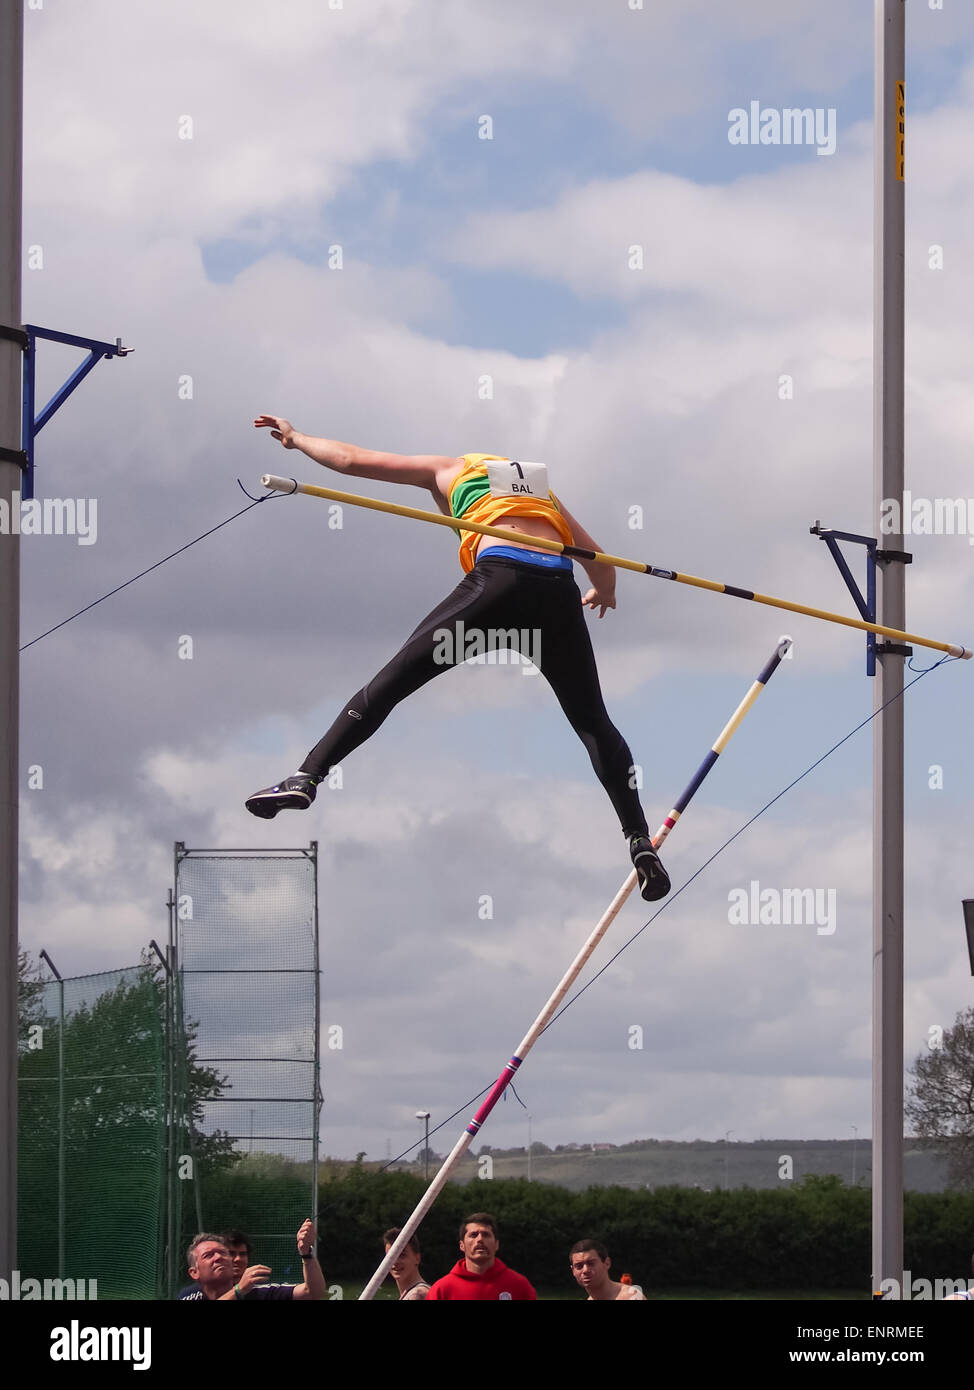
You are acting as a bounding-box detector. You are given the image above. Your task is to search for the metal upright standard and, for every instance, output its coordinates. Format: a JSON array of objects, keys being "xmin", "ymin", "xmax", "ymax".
[
  {"xmin": 1, "ymin": 322, "xmax": 132, "ymax": 502},
  {"xmin": 17, "ymin": 325, "xmax": 132, "ymax": 501},
  {"xmin": 0, "ymin": 0, "xmax": 23, "ymax": 1285},
  {"xmin": 0, "ymin": 1, "xmax": 130, "ymax": 1283},
  {"xmin": 873, "ymin": 0, "xmax": 906, "ymax": 1296},
  {"xmin": 810, "ymin": 523, "xmax": 911, "ymax": 678}
]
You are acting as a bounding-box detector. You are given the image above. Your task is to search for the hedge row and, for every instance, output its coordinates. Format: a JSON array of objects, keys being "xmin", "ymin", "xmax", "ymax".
[{"xmin": 197, "ymin": 1163, "xmax": 974, "ymax": 1292}]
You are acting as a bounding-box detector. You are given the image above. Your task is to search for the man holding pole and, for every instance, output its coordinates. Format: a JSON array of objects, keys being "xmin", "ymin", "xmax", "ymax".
[
  {"xmin": 381, "ymin": 1226, "xmax": 431, "ymax": 1301},
  {"xmin": 179, "ymin": 1220, "xmax": 326, "ymax": 1300},
  {"xmin": 246, "ymin": 419, "xmax": 669, "ymax": 903}
]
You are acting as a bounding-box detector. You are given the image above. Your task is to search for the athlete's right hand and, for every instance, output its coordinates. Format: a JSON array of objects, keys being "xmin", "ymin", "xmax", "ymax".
[
  {"xmin": 254, "ymin": 414, "xmax": 298, "ymax": 448},
  {"xmin": 582, "ymin": 587, "xmax": 616, "ymax": 619}
]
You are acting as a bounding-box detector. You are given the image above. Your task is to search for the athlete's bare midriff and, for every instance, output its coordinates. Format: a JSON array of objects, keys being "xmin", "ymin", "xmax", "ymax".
[{"xmin": 431, "ymin": 458, "xmax": 566, "ymax": 559}]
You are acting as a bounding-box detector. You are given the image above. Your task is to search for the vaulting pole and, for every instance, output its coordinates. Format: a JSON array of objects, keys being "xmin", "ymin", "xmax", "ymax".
[
  {"xmin": 358, "ymin": 640, "xmax": 791, "ymax": 1300},
  {"xmin": 260, "ymin": 475, "xmax": 971, "ymax": 661}
]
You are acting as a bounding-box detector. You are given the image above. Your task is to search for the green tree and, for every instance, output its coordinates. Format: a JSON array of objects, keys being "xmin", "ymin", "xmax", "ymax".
[
  {"xmin": 18, "ymin": 949, "xmax": 238, "ymax": 1291},
  {"xmin": 18, "ymin": 950, "xmax": 235, "ymax": 1175},
  {"xmin": 906, "ymin": 1006, "xmax": 974, "ymax": 1187}
]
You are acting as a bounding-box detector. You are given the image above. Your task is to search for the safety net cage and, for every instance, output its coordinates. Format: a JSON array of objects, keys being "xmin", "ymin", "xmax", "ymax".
[
  {"xmin": 18, "ymin": 962, "xmax": 166, "ymax": 1300},
  {"xmin": 170, "ymin": 844, "xmax": 320, "ymax": 1299}
]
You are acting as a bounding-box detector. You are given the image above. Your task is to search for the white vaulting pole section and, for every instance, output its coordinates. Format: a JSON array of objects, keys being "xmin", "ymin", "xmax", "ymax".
[{"xmin": 358, "ymin": 642, "xmax": 791, "ymax": 1300}]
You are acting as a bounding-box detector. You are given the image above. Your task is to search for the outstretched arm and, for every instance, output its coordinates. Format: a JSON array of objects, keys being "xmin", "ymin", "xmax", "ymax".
[
  {"xmin": 292, "ymin": 1219, "xmax": 327, "ymax": 1301},
  {"xmin": 254, "ymin": 415, "xmax": 458, "ymax": 490},
  {"xmin": 555, "ymin": 497, "xmax": 617, "ymax": 618}
]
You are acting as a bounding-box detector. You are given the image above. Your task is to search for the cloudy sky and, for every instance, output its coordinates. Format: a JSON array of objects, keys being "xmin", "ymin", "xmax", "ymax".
[{"xmin": 16, "ymin": 0, "xmax": 974, "ymax": 1167}]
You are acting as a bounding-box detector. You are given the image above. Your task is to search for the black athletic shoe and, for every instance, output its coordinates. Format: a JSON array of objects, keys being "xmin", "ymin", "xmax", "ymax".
[
  {"xmin": 246, "ymin": 774, "xmax": 318, "ymax": 819},
  {"xmin": 629, "ymin": 834, "xmax": 670, "ymax": 902}
]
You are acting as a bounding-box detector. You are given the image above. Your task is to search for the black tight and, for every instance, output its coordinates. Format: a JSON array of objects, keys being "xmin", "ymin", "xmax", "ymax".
[{"xmin": 300, "ymin": 554, "xmax": 649, "ymax": 836}]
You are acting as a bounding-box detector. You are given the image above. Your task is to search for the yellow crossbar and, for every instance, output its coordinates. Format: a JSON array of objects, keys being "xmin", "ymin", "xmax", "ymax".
[{"xmin": 260, "ymin": 474, "xmax": 972, "ymax": 661}]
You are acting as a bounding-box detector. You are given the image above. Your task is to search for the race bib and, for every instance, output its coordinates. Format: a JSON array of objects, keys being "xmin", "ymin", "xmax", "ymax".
[{"xmin": 486, "ymin": 458, "xmax": 549, "ymax": 499}]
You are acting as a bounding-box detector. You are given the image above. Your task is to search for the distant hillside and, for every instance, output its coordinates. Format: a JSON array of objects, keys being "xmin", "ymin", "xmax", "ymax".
[{"xmin": 394, "ymin": 1139, "xmax": 954, "ymax": 1193}]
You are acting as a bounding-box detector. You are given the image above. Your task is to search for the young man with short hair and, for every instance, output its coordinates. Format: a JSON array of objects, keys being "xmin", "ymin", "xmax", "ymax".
[
  {"xmin": 382, "ymin": 1227, "xmax": 431, "ymax": 1301},
  {"xmin": 426, "ymin": 1212, "xmax": 536, "ymax": 1300},
  {"xmin": 221, "ymin": 1229, "xmax": 252, "ymax": 1286},
  {"xmin": 569, "ymin": 1238, "xmax": 645, "ymax": 1301}
]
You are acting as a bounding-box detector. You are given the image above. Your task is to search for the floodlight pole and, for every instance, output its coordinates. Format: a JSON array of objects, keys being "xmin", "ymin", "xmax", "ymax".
[
  {"xmin": 872, "ymin": 0, "xmax": 906, "ymax": 1294},
  {"xmin": 0, "ymin": 0, "xmax": 23, "ymax": 1286}
]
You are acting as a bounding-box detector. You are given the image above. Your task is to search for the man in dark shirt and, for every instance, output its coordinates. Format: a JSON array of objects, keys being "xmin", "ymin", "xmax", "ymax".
[{"xmin": 178, "ymin": 1220, "xmax": 325, "ymax": 1300}]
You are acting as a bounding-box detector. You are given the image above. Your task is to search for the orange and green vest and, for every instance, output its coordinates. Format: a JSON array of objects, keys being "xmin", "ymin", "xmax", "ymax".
[{"xmin": 448, "ymin": 454, "xmax": 574, "ymax": 573}]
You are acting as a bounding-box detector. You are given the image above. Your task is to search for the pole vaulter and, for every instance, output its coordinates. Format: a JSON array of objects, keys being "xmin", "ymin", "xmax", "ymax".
[
  {"xmin": 357, "ymin": 638, "xmax": 791, "ymax": 1301},
  {"xmin": 260, "ymin": 474, "xmax": 971, "ymax": 661}
]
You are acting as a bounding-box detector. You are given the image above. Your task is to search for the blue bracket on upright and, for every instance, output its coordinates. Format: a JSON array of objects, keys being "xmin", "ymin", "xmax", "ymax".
[
  {"xmin": 810, "ymin": 521, "xmax": 912, "ymax": 677},
  {"xmin": 4, "ymin": 323, "xmax": 133, "ymax": 501}
]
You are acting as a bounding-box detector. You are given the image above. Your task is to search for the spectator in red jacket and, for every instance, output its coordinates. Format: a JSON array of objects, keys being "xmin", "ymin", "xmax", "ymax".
[{"xmin": 426, "ymin": 1213, "xmax": 536, "ymax": 1301}]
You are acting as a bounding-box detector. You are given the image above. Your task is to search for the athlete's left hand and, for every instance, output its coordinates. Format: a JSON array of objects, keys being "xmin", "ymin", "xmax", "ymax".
[{"xmin": 582, "ymin": 588, "xmax": 616, "ymax": 618}]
